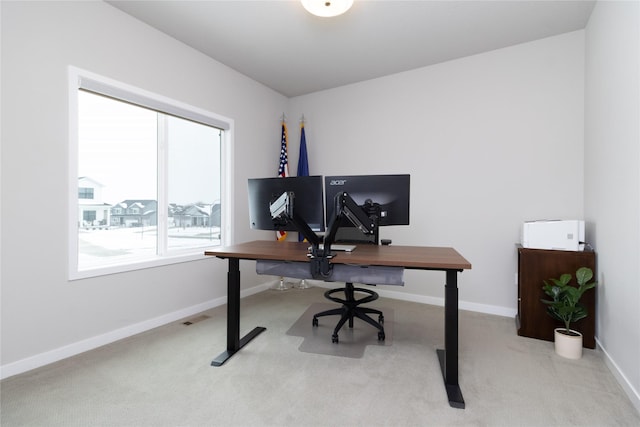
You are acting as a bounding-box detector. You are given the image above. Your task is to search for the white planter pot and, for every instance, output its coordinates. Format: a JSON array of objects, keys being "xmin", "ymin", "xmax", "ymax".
[{"xmin": 554, "ymin": 328, "xmax": 583, "ymax": 359}]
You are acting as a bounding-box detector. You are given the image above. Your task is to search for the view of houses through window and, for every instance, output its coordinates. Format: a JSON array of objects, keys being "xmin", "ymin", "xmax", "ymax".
[{"xmin": 76, "ymin": 89, "xmax": 222, "ymax": 272}]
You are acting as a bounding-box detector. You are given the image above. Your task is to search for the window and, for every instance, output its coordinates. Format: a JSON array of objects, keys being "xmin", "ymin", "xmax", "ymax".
[
  {"xmin": 79, "ymin": 187, "xmax": 94, "ymax": 199},
  {"xmin": 69, "ymin": 67, "xmax": 233, "ymax": 279},
  {"xmin": 83, "ymin": 211, "xmax": 96, "ymax": 222}
]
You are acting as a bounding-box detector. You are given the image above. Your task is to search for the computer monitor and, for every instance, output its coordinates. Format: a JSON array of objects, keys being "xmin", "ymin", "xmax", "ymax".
[
  {"xmin": 248, "ymin": 176, "xmax": 325, "ymax": 232},
  {"xmin": 324, "ymin": 174, "xmax": 410, "ymax": 226}
]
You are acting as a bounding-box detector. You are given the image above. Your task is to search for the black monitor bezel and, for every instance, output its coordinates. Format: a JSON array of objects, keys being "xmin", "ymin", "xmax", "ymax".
[
  {"xmin": 247, "ymin": 175, "xmax": 325, "ymax": 232},
  {"xmin": 324, "ymin": 174, "xmax": 410, "ymax": 227}
]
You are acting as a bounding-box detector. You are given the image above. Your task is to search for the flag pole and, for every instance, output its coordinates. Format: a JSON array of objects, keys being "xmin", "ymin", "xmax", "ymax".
[
  {"xmin": 273, "ymin": 114, "xmax": 291, "ymax": 291},
  {"xmin": 295, "ymin": 114, "xmax": 311, "ymax": 289}
]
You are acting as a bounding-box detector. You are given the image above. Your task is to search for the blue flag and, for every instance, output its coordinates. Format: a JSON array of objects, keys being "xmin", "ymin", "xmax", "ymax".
[
  {"xmin": 297, "ymin": 122, "xmax": 310, "ymax": 241},
  {"xmin": 297, "ymin": 123, "xmax": 309, "ymax": 177}
]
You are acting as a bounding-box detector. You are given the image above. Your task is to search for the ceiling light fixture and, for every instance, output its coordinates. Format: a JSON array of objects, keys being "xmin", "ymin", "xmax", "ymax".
[{"xmin": 301, "ymin": 0, "xmax": 354, "ymax": 17}]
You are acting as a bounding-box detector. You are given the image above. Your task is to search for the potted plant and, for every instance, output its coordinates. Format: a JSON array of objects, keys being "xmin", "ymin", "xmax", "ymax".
[{"xmin": 541, "ymin": 267, "xmax": 597, "ymax": 359}]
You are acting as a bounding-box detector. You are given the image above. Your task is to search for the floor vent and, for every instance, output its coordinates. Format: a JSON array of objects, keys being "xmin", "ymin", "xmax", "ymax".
[{"xmin": 183, "ymin": 315, "xmax": 210, "ymax": 325}]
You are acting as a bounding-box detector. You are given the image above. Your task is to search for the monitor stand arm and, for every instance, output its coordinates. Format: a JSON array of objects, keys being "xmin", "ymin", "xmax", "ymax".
[
  {"xmin": 269, "ymin": 191, "xmax": 379, "ymax": 280},
  {"xmin": 269, "ymin": 191, "xmax": 321, "ymax": 248},
  {"xmin": 314, "ymin": 192, "xmax": 380, "ymax": 278}
]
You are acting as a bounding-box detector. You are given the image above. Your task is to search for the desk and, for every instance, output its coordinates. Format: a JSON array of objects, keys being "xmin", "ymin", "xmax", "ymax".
[{"xmin": 205, "ymin": 240, "xmax": 472, "ymax": 408}]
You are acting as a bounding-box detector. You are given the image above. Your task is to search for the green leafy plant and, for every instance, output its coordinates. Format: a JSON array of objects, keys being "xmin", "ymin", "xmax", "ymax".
[{"xmin": 541, "ymin": 267, "xmax": 597, "ymax": 335}]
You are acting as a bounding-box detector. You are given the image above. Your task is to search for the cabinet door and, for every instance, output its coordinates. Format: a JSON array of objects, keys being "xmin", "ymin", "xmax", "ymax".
[{"xmin": 517, "ymin": 247, "xmax": 596, "ymax": 348}]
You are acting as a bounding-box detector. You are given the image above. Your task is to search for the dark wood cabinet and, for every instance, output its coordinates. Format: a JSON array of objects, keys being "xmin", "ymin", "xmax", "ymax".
[{"xmin": 516, "ymin": 246, "xmax": 596, "ymax": 348}]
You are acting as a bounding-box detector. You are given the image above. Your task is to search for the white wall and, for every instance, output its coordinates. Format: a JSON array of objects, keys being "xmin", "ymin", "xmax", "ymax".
[
  {"xmin": 585, "ymin": 0, "xmax": 640, "ymax": 411},
  {"xmin": 289, "ymin": 31, "xmax": 586, "ymax": 314},
  {"xmin": 1, "ymin": 1, "xmax": 287, "ymax": 375},
  {"xmin": 5, "ymin": 4, "xmax": 634, "ymax": 406}
]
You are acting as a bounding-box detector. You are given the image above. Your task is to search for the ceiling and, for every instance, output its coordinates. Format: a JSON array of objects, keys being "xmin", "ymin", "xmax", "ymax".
[{"xmin": 107, "ymin": 0, "xmax": 595, "ymax": 98}]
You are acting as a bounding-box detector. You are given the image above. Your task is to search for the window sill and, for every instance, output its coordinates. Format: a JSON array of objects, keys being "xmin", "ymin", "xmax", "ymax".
[{"xmin": 69, "ymin": 250, "xmax": 216, "ymax": 281}]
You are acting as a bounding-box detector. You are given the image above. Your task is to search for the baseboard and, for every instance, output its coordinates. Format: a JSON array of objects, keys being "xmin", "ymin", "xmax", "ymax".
[
  {"xmin": 5, "ymin": 280, "xmax": 638, "ymax": 417},
  {"xmin": 0, "ymin": 279, "xmax": 513, "ymax": 380},
  {"xmin": 596, "ymin": 336, "xmax": 640, "ymax": 414},
  {"xmin": 0, "ymin": 284, "xmax": 270, "ymax": 380},
  {"xmin": 308, "ymin": 280, "xmax": 517, "ymax": 318}
]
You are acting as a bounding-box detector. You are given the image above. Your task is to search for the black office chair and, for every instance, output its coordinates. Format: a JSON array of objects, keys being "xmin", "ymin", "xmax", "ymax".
[{"xmin": 312, "ymin": 223, "xmax": 387, "ymax": 343}]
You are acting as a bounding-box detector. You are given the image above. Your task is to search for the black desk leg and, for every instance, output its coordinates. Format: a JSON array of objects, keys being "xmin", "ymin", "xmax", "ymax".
[
  {"xmin": 211, "ymin": 257, "xmax": 266, "ymax": 367},
  {"xmin": 437, "ymin": 269, "xmax": 465, "ymax": 409}
]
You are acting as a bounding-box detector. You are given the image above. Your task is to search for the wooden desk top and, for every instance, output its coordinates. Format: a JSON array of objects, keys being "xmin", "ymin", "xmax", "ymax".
[{"xmin": 205, "ymin": 240, "xmax": 471, "ymax": 271}]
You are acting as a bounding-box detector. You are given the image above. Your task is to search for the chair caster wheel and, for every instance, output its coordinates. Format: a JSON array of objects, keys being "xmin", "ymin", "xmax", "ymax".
[
  {"xmin": 379, "ymin": 315, "xmax": 384, "ymax": 324},
  {"xmin": 332, "ymin": 334, "xmax": 339, "ymax": 343},
  {"xmin": 378, "ymin": 331, "xmax": 385, "ymax": 341},
  {"xmin": 312, "ymin": 317, "xmax": 318, "ymax": 327}
]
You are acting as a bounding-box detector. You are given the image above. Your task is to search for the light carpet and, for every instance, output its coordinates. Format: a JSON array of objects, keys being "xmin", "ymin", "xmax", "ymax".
[{"xmin": 2, "ymin": 286, "xmax": 639, "ymax": 426}]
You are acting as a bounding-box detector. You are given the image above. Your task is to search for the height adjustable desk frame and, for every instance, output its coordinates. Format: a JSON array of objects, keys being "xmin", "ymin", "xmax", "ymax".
[{"xmin": 205, "ymin": 240, "xmax": 471, "ymax": 409}]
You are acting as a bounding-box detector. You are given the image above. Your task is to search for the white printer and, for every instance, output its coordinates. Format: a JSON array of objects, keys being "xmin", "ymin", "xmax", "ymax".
[{"xmin": 521, "ymin": 220, "xmax": 585, "ymax": 251}]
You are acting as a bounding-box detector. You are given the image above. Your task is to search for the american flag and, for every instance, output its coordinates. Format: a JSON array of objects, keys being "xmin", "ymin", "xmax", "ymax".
[
  {"xmin": 276, "ymin": 121, "xmax": 289, "ymax": 241},
  {"xmin": 278, "ymin": 121, "xmax": 289, "ymax": 178}
]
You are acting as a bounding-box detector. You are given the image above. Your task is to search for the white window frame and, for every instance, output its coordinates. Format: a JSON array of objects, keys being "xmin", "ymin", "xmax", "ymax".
[{"xmin": 68, "ymin": 66, "xmax": 234, "ymax": 280}]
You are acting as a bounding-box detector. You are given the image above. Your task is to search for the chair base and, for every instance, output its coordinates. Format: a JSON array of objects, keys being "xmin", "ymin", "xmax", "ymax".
[{"xmin": 312, "ymin": 282, "xmax": 385, "ymax": 343}]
